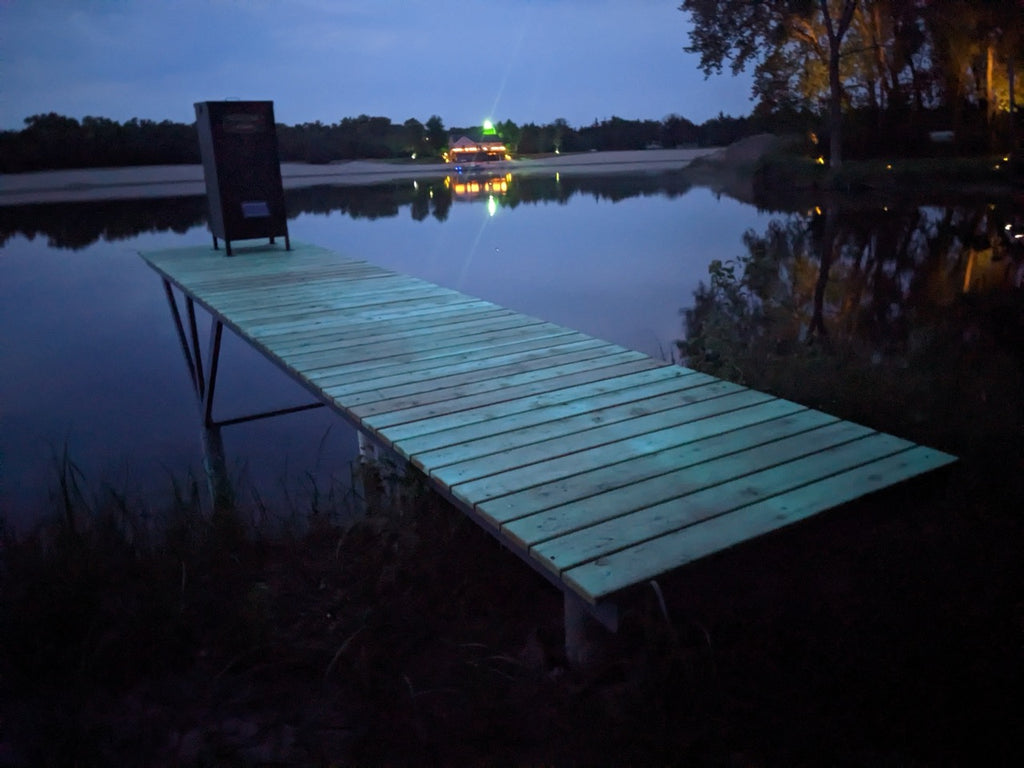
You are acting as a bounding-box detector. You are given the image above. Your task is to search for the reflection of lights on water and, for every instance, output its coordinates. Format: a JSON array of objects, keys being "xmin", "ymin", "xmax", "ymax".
[
  {"xmin": 487, "ymin": 196, "xmax": 497, "ymax": 217},
  {"xmin": 429, "ymin": 190, "xmax": 433, "ymax": 198},
  {"xmin": 814, "ymin": 205, "xmax": 822, "ymax": 215},
  {"xmin": 555, "ymin": 172, "xmax": 560, "ymax": 183},
  {"xmin": 413, "ymin": 180, "xmax": 418, "ymax": 190},
  {"xmin": 449, "ymin": 177, "xmax": 509, "ymax": 196}
]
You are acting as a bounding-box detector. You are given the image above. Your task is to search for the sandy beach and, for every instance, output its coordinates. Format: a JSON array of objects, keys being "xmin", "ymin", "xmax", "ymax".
[{"xmin": 0, "ymin": 148, "xmax": 720, "ymax": 206}]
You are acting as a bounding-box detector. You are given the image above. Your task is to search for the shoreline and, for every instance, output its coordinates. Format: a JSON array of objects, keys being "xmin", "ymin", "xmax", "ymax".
[{"xmin": 0, "ymin": 148, "xmax": 719, "ymax": 205}]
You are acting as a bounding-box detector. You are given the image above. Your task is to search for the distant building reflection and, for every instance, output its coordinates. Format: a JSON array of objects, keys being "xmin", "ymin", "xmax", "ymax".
[{"xmin": 445, "ymin": 172, "xmax": 512, "ymax": 199}]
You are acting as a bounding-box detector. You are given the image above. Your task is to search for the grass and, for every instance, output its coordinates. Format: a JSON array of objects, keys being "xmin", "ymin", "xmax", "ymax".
[{"xmin": 3, "ymin": 430, "xmax": 1024, "ymax": 765}]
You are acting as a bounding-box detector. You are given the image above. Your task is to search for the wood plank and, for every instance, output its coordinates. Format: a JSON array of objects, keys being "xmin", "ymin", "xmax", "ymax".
[
  {"xmin": 382, "ymin": 363, "xmax": 691, "ymax": 445},
  {"xmin": 405, "ymin": 372, "xmax": 721, "ymax": 468},
  {"xmin": 486, "ymin": 400, "xmax": 822, "ymax": 530},
  {"xmin": 232, "ymin": 284, "xmax": 467, "ymax": 329},
  {"xmin": 218, "ymin": 277, "xmax": 459, "ymax": 320},
  {"xmin": 190, "ymin": 263, "xmax": 392, "ymax": 293},
  {"xmin": 253, "ymin": 300, "xmax": 503, "ymax": 344},
  {"xmin": 447, "ymin": 390, "xmax": 794, "ymax": 507},
  {"xmin": 351, "ymin": 358, "xmax": 647, "ymax": 430},
  {"xmin": 316, "ymin": 343, "xmax": 615, "ymax": 412},
  {"xmin": 274, "ymin": 309, "xmax": 533, "ymax": 360},
  {"xmin": 363, "ymin": 355, "xmax": 667, "ymax": 432},
  {"xmin": 435, "ymin": 384, "xmax": 779, "ymax": 492},
  {"xmin": 209, "ymin": 276, "xmax": 435, "ymax": 316},
  {"xmin": 301, "ymin": 322, "xmax": 583, "ymax": 379},
  {"xmin": 237, "ymin": 293, "xmax": 485, "ymax": 337},
  {"xmin": 347, "ymin": 345, "xmax": 638, "ymax": 421},
  {"xmin": 306, "ymin": 337, "xmax": 605, "ymax": 398},
  {"xmin": 530, "ymin": 430, "xmax": 911, "ymax": 578},
  {"xmin": 395, "ymin": 369, "xmax": 712, "ymax": 459},
  {"xmin": 181, "ymin": 267, "xmax": 387, "ymax": 296},
  {"xmin": 562, "ymin": 445, "xmax": 957, "ymax": 602}
]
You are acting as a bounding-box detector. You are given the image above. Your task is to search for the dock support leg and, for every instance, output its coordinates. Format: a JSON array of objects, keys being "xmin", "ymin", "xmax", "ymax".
[
  {"xmin": 200, "ymin": 421, "xmax": 233, "ymax": 512},
  {"xmin": 162, "ymin": 279, "xmax": 235, "ymax": 512},
  {"xmin": 564, "ymin": 591, "xmax": 618, "ymax": 668},
  {"xmin": 354, "ymin": 430, "xmax": 389, "ymax": 515},
  {"xmin": 199, "ymin": 320, "xmax": 232, "ymax": 511}
]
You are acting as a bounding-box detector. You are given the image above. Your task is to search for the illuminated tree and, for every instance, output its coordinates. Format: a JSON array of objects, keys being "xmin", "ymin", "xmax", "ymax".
[
  {"xmin": 680, "ymin": 0, "xmax": 857, "ymax": 167},
  {"xmin": 922, "ymin": 0, "xmax": 1023, "ymax": 145}
]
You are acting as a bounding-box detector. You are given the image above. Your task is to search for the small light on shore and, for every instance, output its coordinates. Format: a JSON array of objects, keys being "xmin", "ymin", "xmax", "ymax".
[
  {"xmin": 815, "ymin": 156, "xmax": 824, "ymax": 165},
  {"xmin": 886, "ymin": 164, "xmax": 892, "ymax": 170}
]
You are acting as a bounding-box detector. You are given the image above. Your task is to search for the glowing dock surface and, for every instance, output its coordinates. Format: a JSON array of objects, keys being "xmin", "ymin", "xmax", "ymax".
[{"xmin": 141, "ymin": 242, "xmax": 956, "ymax": 632}]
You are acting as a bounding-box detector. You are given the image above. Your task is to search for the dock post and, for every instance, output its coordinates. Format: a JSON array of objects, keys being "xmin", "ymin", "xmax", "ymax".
[
  {"xmin": 354, "ymin": 430, "xmax": 386, "ymax": 515},
  {"xmin": 564, "ymin": 590, "xmax": 618, "ymax": 668},
  {"xmin": 162, "ymin": 279, "xmax": 235, "ymax": 513},
  {"xmin": 200, "ymin": 421, "xmax": 234, "ymax": 512}
]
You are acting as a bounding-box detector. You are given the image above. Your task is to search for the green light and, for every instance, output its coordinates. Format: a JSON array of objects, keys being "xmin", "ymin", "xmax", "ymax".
[{"xmin": 482, "ymin": 119, "xmax": 496, "ymax": 135}]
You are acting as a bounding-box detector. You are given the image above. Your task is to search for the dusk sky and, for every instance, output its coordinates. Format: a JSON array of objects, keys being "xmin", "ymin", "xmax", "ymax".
[{"xmin": 1, "ymin": 0, "xmax": 755, "ymax": 131}]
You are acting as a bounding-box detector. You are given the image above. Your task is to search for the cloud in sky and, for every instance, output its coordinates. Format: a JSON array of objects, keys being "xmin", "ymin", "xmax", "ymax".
[{"xmin": 1, "ymin": 0, "xmax": 754, "ymax": 130}]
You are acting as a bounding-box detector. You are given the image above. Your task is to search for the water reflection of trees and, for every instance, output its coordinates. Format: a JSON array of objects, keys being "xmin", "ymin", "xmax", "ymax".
[
  {"xmin": 0, "ymin": 197, "xmax": 210, "ymax": 251},
  {"xmin": 680, "ymin": 202, "xmax": 1023, "ymax": 460},
  {"xmin": 0, "ymin": 172, "xmax": 693, "ymax": 250}
]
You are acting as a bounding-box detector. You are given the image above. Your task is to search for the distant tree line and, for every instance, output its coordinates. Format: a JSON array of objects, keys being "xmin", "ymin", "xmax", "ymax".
[{"xmin": 0, "ymin": 110, "xmax": 780, "ymax": 174}]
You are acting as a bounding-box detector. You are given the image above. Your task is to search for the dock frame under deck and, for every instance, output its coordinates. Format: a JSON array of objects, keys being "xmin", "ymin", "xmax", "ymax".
[{"xmin": 144, "ymin": 241, "xmax": 956, "ymax": 666}]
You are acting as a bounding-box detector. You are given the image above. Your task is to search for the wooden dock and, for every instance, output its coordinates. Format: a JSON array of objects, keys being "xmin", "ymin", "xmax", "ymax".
[{"xmin": 141, "ymin": 241, "xmax": 956, "ymax": 659}]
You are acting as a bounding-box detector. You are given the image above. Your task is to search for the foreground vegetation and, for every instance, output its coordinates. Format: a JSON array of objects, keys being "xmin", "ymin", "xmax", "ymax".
[{"xmin": 3, "ymin": 332, "xmax": 1023, "ymax": 767}]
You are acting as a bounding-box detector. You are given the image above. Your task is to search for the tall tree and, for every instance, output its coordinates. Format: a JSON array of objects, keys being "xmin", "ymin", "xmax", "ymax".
[
  {"xmin": 680, "ymin": 0, "xmax": 857, "ymax": 168},
  {"xmin": 820, "ymin": 0, "xmax": 858, "ymax": 167},
  {"xmin": 425, "ymin": 115, "xmax": 447, "ymax": 157}
]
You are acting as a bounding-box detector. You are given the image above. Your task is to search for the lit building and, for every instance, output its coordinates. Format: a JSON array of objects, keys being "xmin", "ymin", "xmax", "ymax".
[{"xmin": 446, "ymin": 126, "xmax": 509, "ymax": 164}]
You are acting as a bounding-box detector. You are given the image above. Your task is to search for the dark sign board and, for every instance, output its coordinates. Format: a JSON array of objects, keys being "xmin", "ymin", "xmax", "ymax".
[{"xmin": 194, "ymin": 101, "xmax": 289, "ymax": 255}]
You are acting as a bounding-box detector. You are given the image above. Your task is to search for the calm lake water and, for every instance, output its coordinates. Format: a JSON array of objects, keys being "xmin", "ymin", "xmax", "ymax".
[
  {"xmin": 1, "ymin": 172, "xmax": 770, "ymax": 529},
  {"xmin": 2, "ymin": 170, "xmax": 1022, "ymax": 532}
]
